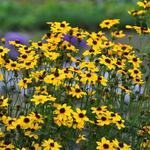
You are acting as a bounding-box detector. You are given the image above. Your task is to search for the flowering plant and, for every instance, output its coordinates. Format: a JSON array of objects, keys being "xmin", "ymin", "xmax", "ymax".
[{"xmin": 0, "ymin": 0, "xmax": 150, "ymax": 149}]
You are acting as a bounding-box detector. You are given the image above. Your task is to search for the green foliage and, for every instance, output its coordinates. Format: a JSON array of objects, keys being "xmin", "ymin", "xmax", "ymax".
[{"xmin": 0, "ymin": 0, "xmax": 136, "ymax": 31}]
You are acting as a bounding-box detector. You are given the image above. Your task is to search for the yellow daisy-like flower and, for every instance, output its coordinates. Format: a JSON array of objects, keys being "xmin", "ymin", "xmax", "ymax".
[
  {"xmin": 42, "ymin": 138, "xmax": 62, "ymax": 150},
  {"xmin": 76, "ymin": 134, "xmax": 87, "ymax": 144},
  {"xmin": 73, "ymin": 108, "xmax": 89, "ymax": 123},
  {"xmin": 96, "ymin": 137, "xmax": 115, "ymax": 150},
  {"xmin": 68, "ymin": 84, "xmax": 87, "ymax": 99},
  {"xmin": 47, "ymin": 21, "xmax": 71, "ymax": 34},
  {"xmin": 128, "ymin": 68, "xmax": 143, "ymax": 78},
  {"xmin": 18, "ymin": 78, "xmax": 32, "ymax": 89},
  {"xmin": 118, "ymin": 85, "xmax": 132, "ymax": 94},
  {"xmin": 137, "ymin": 0, "xmax": 150, "ymax": 9},
  {"xmin": 5, "ymin": 59, "xmax": 20, "ymax": 71},
  {"xmin": 44, "ymin": 69, "xmax": 66, "ymax": 86},
  {"xmin": 31, "ymin": 95, "xmax": 56, "ymax": 105},
  {"xmin": 35, "ymin": 86, "xmax": 48, "ymax": 95},
  {"xmin": 77, "ymin": 71, "xmax": 98, "ymax": 84},
  {"xmin": 128, "ymin": 9, "xmax": 147, "ymax": 16},
  {"xmin": 99, "ymin": 55, "xmax": 116, "ymax": 70},
  {"xmin": 99, "ymin": 19, "xmax": 120, "ymax": 29},
  {"xmin": 111, "ymin": 30, "xmax": 126, "ymax": 38},
  {"xmin": 0, "ymin": 46, "xmax": 9, "ymax": 56},
  {"xmin": 126, "ymin": 25, "xmax": 150, "ymax": 34},
  {"xmin": 0, "ymin": 96, "xmax": 9, "ymax": 108},
  {"xmin": 112, "ymin": 139, "xmax": 132, "ymax": 150},
  {"xmin": 97, "ymin": 76, "xmax": 108, "ymax": 86}
]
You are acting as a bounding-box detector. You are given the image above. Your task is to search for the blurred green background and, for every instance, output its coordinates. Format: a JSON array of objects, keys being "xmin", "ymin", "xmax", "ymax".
[{"xmin": 0, "ymin": 0, "xmax": 140, "ymax": 33}]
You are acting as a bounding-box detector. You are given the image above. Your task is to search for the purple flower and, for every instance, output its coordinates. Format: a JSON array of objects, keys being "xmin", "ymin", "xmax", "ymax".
[
  {"xmin": 63, "ymin": 34, "xmax": 70, "ymax": 42},
  {"xmin": 5, "ymin": 32, "xmax": 29, "ymax": 60},
  {"xmin": 79, "ymin": 40, "xmax": 90, "ymax": 49},
  {"xmin": 70, "ymin": 37, "xmax": 78, "ymax": 46}
]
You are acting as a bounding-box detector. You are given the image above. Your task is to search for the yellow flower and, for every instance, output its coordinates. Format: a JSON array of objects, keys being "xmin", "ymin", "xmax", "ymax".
[
  {"xmin": 137, "ymin": 0, "xmax": 150, "ymax": 9},
  {"xmin": 97, "ymin": 76, "xmax": 108, "ymax": 86},
  {"xmin": 24, "ymin": 130, "xmax": 38, "ymax": 139},
  {"xmin": 35, "ymin": 86, "xmax": 48, "ymax": 95},
  {"xmin": 83, "ymin": 48, "xmax": 101, "ymax": 57},
  {"xmin": 0, "ymin": 46, "xmax": 9, "ymax": 56},
  {"xmin": 141, "ymin": 138, "xmax": 150, "ymax": 148},
  {"xmin": 47, "ymin": 21, "xmax": 71, "ymax": 34},
  {"xmin": 96, "ymin": 114, "xmax": 111, "ymax": 126},
  {"xmin": 5, "ymin": 59, "xmax": 20, "ymax": 71},
  {"xmin": 44, "ymin": 51, "xmax": 60, "ymax": 61},
  {"xmin": 0, "ymin": 96, "xmax": 9, "ymax": 108},
  {"xmin": 111, "ymin": 30, "xmax": 126, "ymax": 38},
  {"xmin": 0, "ymin": 73, "xmax": 3, "ymax": 80},
  {"xmin": 87, "ymin": 37, "xmax": 101, "ymax": 50},
  {"xmin": 115, "ymin": 119, "xmax": 125, "ymax": 130},
  {"xmin": 99, "ymin": 55, "xmax": 116, "ymax": 70},
  {"xmin": 30, "ymin": 70, "xmax": 46, "ymax": 81},
  {"xmin": 112, "ymin": 139, "xmax": 132, "ymax": 150},
  {"xmin": 128, "ymin": 55, "xmax": 142, "ymax": 68},
  {"xmin": 79, "ymin": 61, "xmax": 99, "ymax": 72},
  {"xmin": 42, "ymin": 138, "xmax": 62, "ymax": 150},
  {"xmin": 99, "ymin": 19, "xmax": 120, "ymax": 29},
  {"xmin": 96, "ymin": 137, "xmax": 115, "ymax": 150},
  {"xmin": 73, "ymin": 108, "xmax": 89, "ymax": 123},
  {"xmin": 118, "ymin": 85, "xmax": 132, "ymax": 94},
  {"xmin": 44, "ymin": 69, "xmax": 66, "ymax": 86},
  {"xmin": 68, "ymin": 84, "xmax": 87, "ymax": 99},
  {"xmin": 31, "ymin": 143, "xmax": 42, "ymax": 150},
  {"xmin": 126, "ymin": 25, "xmax": 150, "ymax": 34},
  {"xmin": 77, "ymin": 71, "xmax": 98, "ymax": 84},
  {"xmin": 31, "ymin": 95, "xmax": 56, "ymax": 105},
  {"xmin": 18, "ymin": 78, "xmax": 32, "ymax": 89},
  {"xmin": 0, "ymin": 129, "xmax": 5, "ymax": 138},
  {"xmin": 128, "ymin": 9, "xmax": 147, "ymax": 16},
  {"xmin": 76, "ymin": 134, "xmax": 87, "ymax": 144},
  {"xmin": 128, "ymin": 68, "xmax": 143, "ymax": 78}
]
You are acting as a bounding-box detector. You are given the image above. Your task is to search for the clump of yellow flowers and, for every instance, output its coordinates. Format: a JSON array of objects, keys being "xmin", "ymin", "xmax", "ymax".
[{"xmin": 0, "ymin": 0, "xmax": 149, "ymax": 149}]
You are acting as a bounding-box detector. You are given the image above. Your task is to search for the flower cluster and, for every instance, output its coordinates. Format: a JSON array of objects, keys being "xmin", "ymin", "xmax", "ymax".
[{"xmin": 0, "ymin": 0, "xmax": 149, "ymax": 149}]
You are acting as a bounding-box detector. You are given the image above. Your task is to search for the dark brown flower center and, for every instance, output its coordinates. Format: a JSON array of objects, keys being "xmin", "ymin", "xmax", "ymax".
[
  {"xmin": 93, "ymin": 41, "xmax": 97, "ymax": 45},
  {"xmin": 86, "ymin": 73, "xmax": 91, "ymax": 77},
  {"xmin": 103, "ymin": 144, "xmax": 109, "ymax": 149},
  {"xmin": 117, "ymin": 61, "xmax": 121, "ymax": 65},
  {"xmin": 50, "ymin": 142, "xmax": 55, "ymax": 147},
  {"xmin": 24, "ymin": 117, "xmax": 30, "ymax": 123},
  {"xmin": 11, "ymin": 63, "xmax": 16, "ymax": 67},
  {"xmin": 133, "ymin": 58, "xmax": 137, "ymax": 62},
  {"xmin": 60, "ymin": 23, "xmax": 65, "ymax": 27},
  {"xmin": 105, "ymin": 22, "xmax": 110, "ymax": 25},
  {"xmin": 118, "ymin": 120, "xmax": 122, "ymax": 124},
  {"xmin": 23, "ymin": 79, "xmax": 27, "ymax": 83},
  {"xmin": 38, "ymin": 42, "xmax": 42, "ymax": 46},
  {"xmin": 97, "ymin": 107, "xmax": 102, "ymax": 111},
  {"xmin": 0, "ymin": 99, "xmax": 3, "ymax": 104},
  {"xmin": 22, "ymin": 55, "xmax": 27, "ymax": 59},
  {"xmin": 101, "ymin": 116, "xmax": 106, "ymax": 121},
  {"xmin": 89, "ymin": 49, "xmax": 95, "ymax": 53},
  {"xmin": 75, "ymin": 88, "xmax": 81, "ymax": 93},
  {"xmin": 54, "ymin": 72, "xmax": 59, "ymax": 77},
  {"xmin": 79, "ymin": 113, "xmax": 84, "ymax": 118},
  {"xmin": 134, "ymin": 70, "xmax": 139, "ymax": 74},
  {"xmin": 122, "ymin": 46, "xmax": 127, "ymax": 50},
  {"xmin": 26, "ymin": 62, "xmax": 31, "ymax": 66},
  {"xmin": 119, "ymin": 142, "xmax": 124, "ymax": 148},
  {"xmin": 60, "ymin": 108, "xmax": 65, "ymax": 113},
  {"xmin": 105, "ymin": 59, "xmax": 111, "ymax": 63}
]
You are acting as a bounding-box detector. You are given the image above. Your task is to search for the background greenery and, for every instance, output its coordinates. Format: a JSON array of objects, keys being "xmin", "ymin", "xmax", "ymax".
[{"xmin": 0, "ymin": 0, "xmax": 140, "ymax": 32}]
